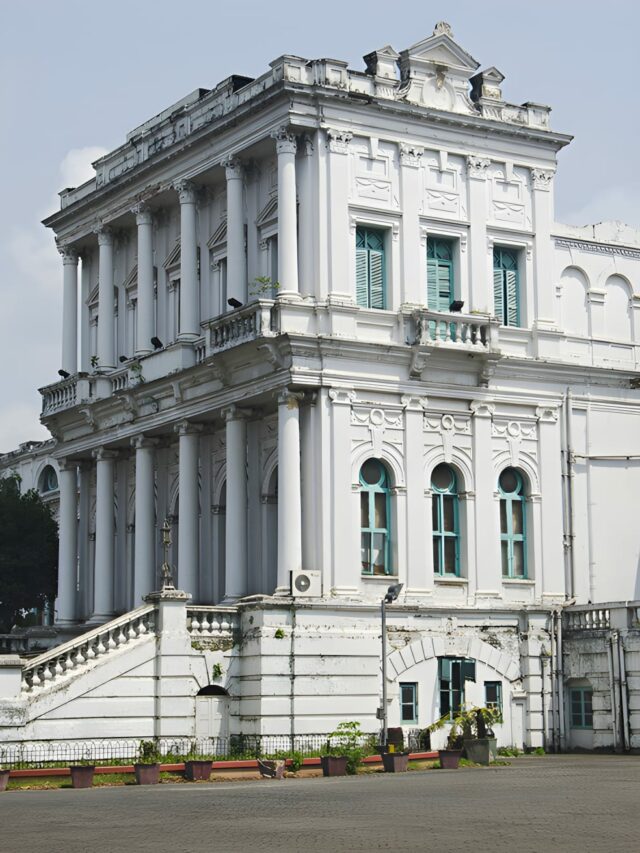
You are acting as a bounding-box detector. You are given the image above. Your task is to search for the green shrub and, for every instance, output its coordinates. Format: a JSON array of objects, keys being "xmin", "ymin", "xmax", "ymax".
[{"xmin": 324, "ymin": 721, "xmax": 371, "ymax": 775}]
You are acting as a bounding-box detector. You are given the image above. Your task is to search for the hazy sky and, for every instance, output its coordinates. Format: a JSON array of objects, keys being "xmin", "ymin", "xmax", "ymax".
[{"xmin": 1, "ymin": 0, "xmax": 639, "ymax": 452}]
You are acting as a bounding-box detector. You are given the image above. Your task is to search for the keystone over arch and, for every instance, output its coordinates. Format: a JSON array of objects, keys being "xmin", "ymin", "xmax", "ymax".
[{"xmin": 386, "ymin": 635, "xmax": 520, "ymax": 683}]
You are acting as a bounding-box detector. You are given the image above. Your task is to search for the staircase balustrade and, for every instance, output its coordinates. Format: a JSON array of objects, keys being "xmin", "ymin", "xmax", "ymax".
[{"xmin": 187, "ymin": 606, "xmax": 239, "ymax": 637}]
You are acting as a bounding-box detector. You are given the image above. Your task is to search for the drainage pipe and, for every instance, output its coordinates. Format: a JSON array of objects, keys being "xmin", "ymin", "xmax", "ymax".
[
  {"xmin": 617, "ymin": 633, "xmax": 631, "ymax": 751},
  {"xmin": 557, "ymin": 608, "xmax": 566, "ymax": 752},
  {"xmin": 562, "ymin": 390, "xmax": 576, "ymax": 599},
  {"xmin": 549, "ymin": 610, "xmax": 557, "ymax": 752},
  {"xmin": 609, "ymin": 631, "xmax": 622, "ymax": 752}
]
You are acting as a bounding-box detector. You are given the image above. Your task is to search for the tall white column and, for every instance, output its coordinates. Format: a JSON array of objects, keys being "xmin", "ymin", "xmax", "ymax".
[
  {"xmin": 466, "ymin": 156, "xmax": 491, "ymax": 314},
  {"xmin": 132, "ymin": 436, "xmax": 156, "ymax": 604},
  {"xmin": 224, "ymin": 407, "xmax": 248, "ymax": 600},
  {"xmin": 176, "ymin": 422, "xmax": 200, "ymax": 599},
  {"xmin": 96, "ymin": 227, "xmax": 115, "ymax": 369},
  {"xmin": 92, "ymin": 448, "xmax": 116, "ymax": 622},
  {"xmin": 174, "ymin": 181, "xmax": 199, "ymax": 341},
  {"xmin": 134, "ymin": 204, "xmax": 154, "ymax": 355},
  {"xmin": 277, "ymin": 390, "xmax": 302, "ymax": 592},
  {"xmin": 273, "ymin": 128, "xmax": 299, "ymax": 296},
  {"xmin": 224, "ymin": 158, "xmax": 246, "ymax": 306},
  {"xmin": 56, "ymin": 460, "xmax": 78, "ymax": 625},
  {"xmin": 59, "ymin": 246, "xmax": 79, "ymax": 374}
]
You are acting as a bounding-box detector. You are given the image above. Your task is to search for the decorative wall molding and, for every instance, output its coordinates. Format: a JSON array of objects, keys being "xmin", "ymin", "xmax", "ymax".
[{"xmin": 554, "ymin": 237, "xmax": 640, "ymax": 260}]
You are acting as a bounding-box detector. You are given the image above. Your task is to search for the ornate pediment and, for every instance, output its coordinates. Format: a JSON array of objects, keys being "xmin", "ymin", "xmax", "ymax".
[
  {"xmin": 207, "ymin": 218, "xmax": 227, "ymax": 250},
  {"xmin": 163, "ymin": 238, "xmax": 181, "ymax": 270},
  {"xmin": 401, "ymin": 24, "xmax": 479, "ymax": 74}
]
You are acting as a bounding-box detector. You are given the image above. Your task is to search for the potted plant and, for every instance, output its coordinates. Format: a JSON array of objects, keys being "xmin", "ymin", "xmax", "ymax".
[
  {"xmin": 381, "ymin": 727, "xmax": 410, "ymax": 773},
  {"xmin": 184, "ymin": 745, "xmax": 213, "ymax": 782},
  {"xmin": 0, "ymin": 767, "xmax": 9, "ymax": 792},
  {"xmin": 134, "ymin": 740, "xmax": 162, "ymax": 785},
  {"xmin": 321, "ymin": 721, "xmax": 367, "ymax": 777},
  {"xmin": 69, "ymin": 761, "xmax": 96, "ymax": 789},
  {"xmin": 456, "ymin": 705, "xmax": 502, "ymax": 766},
  {"xmin": 427, "ymin": 714, "xmax": 464, "ymax": 769}
]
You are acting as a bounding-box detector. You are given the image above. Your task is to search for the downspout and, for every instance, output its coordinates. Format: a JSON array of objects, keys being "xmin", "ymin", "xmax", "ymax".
[
  {"xmin": 617, "ymin": 632, "xmax": 631, "ymax": 751},
  {"xmin": 563, "ymin": 389, "xmax": 576, "ymax": 598},
  {"xmin": 585, "ymin": 394, "xmax": 596, "ymax": 602},
  {"xmin": 557, "ymin": 608, "xmax": 566, "ymax": 752},
  {"xmin": 610, "ymin": 631, "xmax": 622, "ymax": 752},
  {"xmin": 289, "ymin": 601, "xmax": 296, "ymax": 753},
  {"xmin": 549, "ymin": 610, "xmax": 557, "ymax": 753}
]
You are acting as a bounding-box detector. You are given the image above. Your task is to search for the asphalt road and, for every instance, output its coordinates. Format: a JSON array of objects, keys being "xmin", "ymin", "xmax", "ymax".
[{"xmin": 1, "ymin": 755, "xmax": 638, "ymax": 853}]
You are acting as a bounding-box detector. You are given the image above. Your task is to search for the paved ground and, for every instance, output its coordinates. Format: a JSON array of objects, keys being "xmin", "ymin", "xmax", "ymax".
[{"xmin": 1, "ymin": 755, "xmax": 638, "ymax": 853}]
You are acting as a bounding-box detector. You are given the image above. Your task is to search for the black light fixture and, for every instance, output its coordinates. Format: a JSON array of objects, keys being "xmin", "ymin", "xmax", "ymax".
[
  {"xmin": 57, "ymin": 369, "xmax": 70, "ymax": 379},
  {"xmin": 119, "ymin": 355, "xmax": 129, "ymax": 363},
  {"xmin": 151, "ymin": 337, "xmax": 163, "ymax": 350},
  {"xmin": 227, "ymin": 297, "xmax": 243, "ymax": 309},
  {"xmin": 449, "ymin": 300, "xmax": 465, "ymax": 312}
]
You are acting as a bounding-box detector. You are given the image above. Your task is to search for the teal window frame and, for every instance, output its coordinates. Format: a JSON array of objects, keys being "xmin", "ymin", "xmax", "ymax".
[
  {"xmin": 356, "ymin": 227, "xmax": 386, "ymax": 309},
  {"xmin": 400, "ymin": 682, "xmax": 418, "ymax": 724},
  {"xmin": 439, "ymin": 657, "xmax": 476, "ymax": 719},
  {"xmin": 431, "ymin": 464, "xmax": 460, "ymax": 577},
  {"xmin": 427, "ymin": 237, "xmax": 454, "ymax": 311},
  {"xmin": 485, "ymin": 681, "xmax": 503, "ymax": 713},
  {"xmin": 499, "ymin": 468, "xmax": 528, "ymax": 579},
  {"xmin": 493, "ymin": 246, "xmax": 520, "ymax": 327},
  {"xmin": 570, "ymin": 687, "xmax": 593, "ymax": 729},
  {"xmin": 359, "ymin": 459, "xmax": 392, "ymax": 576}
]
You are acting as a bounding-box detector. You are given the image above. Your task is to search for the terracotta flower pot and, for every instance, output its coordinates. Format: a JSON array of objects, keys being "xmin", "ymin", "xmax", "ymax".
[
  {"xmin": 320, "ymin": 756, "xmax": 348, "ymax": 777},
  {"xmin": 382, "ymin": 752, "xmax": 409, "ymax": 773},
  {"xmin": 0, "ymin": 770, "xmax": 10, "ymax": 792},
  {"xmin": 134, "ymin": 763, "xmax": 161, "ymax": 785},
  {"xmin": 184, "ymin": 760, "xmax": 212, "ymax": 781},
  {"xmin": 69, "ymin": 765, "xmax": 95, "ymax": 789},
  {"xmin": 438, "ymin": 749, "xmax": 463, "ymax": 769}
]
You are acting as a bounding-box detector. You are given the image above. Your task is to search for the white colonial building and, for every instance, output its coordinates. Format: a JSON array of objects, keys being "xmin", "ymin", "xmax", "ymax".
[{"xmin": 1, "ymin": 23, "xmax": 638, "ymax": 755}]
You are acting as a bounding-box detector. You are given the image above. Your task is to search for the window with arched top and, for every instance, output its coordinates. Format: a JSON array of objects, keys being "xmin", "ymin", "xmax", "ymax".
[
  {"xmin": 498, "ymin": 467, "xmax": 527, "ymax": 578},
  {"xmin": 431, "ymin": 464, "xmax": 460, "ymax": 576},
  {"xmin": 39, "ymin": 465, "xmax": 58, "ymax": 494},
  {"xmin": 359, "ymin": 459, "xmax": 391, "ymax": 576}
]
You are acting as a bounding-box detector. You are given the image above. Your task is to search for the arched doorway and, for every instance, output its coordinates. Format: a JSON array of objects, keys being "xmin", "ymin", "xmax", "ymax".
[{"xmin": 195, "ymin": 685, "xmax": 230, "ymax": 740}]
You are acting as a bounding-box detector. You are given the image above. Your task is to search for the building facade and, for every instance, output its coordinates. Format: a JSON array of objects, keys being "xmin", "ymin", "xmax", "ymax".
[{"xmin": 1, "ymin": 23, "xmax": 639, "ymax": 752}]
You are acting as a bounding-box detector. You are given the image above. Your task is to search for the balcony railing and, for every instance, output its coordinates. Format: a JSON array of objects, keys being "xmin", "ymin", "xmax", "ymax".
[
  {"xmin": 410, "ymin": 309, "xmax": 499, "ymax": 351},
  {"xmin": 40, "ymin": 376, "xmax": 78, "ymax": 416},
  {"xmin": 205, "ymin": 300, "xmax": 277, "ymax": 353}
]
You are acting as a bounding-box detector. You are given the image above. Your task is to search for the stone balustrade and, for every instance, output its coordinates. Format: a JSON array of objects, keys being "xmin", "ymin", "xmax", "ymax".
[
  {"xmin": 411, "ymin": 309, "xmax": 499, "ymax": 351},
  {"xmin": 21, "ymin": 605, "xmax": 155, "ymax": 693},
  {"xmin": 40, "ymin": 376, "xmax": 78, "ymax": 416},
  {"xmin": 205, "ymin": 300, "xmax": 276, "ymax": 353},
  {"xmin": 194, "ymin": 338, "xmax": 207, "ymax": 364},
  {"xmin": 564, "ymin": 606, "xmax": 611, "ymax": 631},
  {"xmin": 186, "ymin": 606, "xmax": 239, "ymax": 638},
  {"xmin": 111, "ymin": 370, "xmax": 129, "ymax": 393}
]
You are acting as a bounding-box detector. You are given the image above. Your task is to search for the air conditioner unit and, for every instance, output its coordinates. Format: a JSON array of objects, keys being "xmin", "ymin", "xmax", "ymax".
[{"xmin": 290, "ymin": 570, "xmax": 322, "ymax": 597}]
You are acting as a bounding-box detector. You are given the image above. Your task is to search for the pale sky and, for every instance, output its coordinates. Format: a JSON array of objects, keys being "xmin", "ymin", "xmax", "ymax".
[{"xmin": 1, "ymin": 0, "xmax": 639, "ymax": 453}]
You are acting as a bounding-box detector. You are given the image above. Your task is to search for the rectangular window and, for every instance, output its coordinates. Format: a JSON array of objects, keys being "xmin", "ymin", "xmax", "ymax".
[
  {"xmin": 485, "ymin": 681, "xmax": 503, "ymax": 713},
  {"xmin": 493, "ymin": 246, "xmax": 520, "ymax": 327},
  {"xmin": 570, "ymin": 687, "xmax": 593, "ymax": 728},
  {"xmin": 400, "ymin": 683, "xmax": 418, "ymax": 724},
  {"xmin": 439, "ymin": 658, "xmax": 476, "ymax": 719},
  {"xmin": 356, "ymin": 227, "xmax": 386, "ymax": 309},
  {"xmin": 427, "ymin": 237, "xmax": 454, "ymax": 311}
]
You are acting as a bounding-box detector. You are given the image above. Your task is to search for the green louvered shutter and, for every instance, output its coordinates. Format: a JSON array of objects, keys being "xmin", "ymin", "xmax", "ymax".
[
  {"xmin": 437, "ymin": 263, "xmax": 452, "ymax": 311},
  {"xmin": 427, "ymin": 258, "xmax": 439, "ymax": 309},
  {"xmin": 356, "ymin": 246, "xmax": 368, "ymax": 307},
  {"xmin": 505, "ymin": 269, "xmax": 519, "ymax": 326},
  {"xmin": 494, "ymin": 269, "xmax": 505, "ymax": 325},
  {"xmin": 369, "ymin": 247, "xmax": 385, "ymax": 309}
]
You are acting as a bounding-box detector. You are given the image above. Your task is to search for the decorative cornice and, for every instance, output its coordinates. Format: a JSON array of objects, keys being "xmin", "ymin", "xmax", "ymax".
[
  {"xmin": 326, "ymin": 128, "xmax": 352, "ymax": 155},
  {"xmin": 466, "ymin": 155, "xmax": 491, "ymax": 179},
  {"xmin": 554, "ymin": 237, "xmax": 640, "ymax": 261}
]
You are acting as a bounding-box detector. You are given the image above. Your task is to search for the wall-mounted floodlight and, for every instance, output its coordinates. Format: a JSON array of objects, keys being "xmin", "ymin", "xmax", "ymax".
[
  {"xmin": 151, "ymin": 337, "xmax": 163, "ymax": 350},
  {"xmin": 227, "ymin": 297, "xmax": 243, "ymax": 309},
  {"xmin": 449, "ymin": 300, "xmax": 464, "ymax": 312},
  {"xmin": 58, "ymin": 369, "xmax": 70, "ymax": 379}
]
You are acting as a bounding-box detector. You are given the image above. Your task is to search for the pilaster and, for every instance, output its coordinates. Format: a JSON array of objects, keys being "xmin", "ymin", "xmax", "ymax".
[
  {"xmin": 466, "ymin": 156, "xmax": 490, "ymax": 314},
  {"xmin": 470, "ymin": 400, "xmax": 500, "ymax": 598}
]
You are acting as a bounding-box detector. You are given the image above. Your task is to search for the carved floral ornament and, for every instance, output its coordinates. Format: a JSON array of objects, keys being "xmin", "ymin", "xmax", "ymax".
[
  {"xmin": 530, "ymin": 168, "xmax": 555, "ymax": 191},
  {"xmin": 57, "ymin": 244, "xmax": 79, "ymax": 264},
  {"xmin": 326, "ymin": 128, "xmax": 353, "ymax": 154},
  {"xmin": 466, "ymin": 155, "xmax": 491, "ymax": 179},
  {"xmin": 173, "ymin": 179, "xmax": 197, "ymax": 204},
  {"xmin": 272, "ymin": 127, "xmax": 297, "ymax": 155},
  {"xmin": 399, "ymin": 143, "xmax": 424, "ymax": 167}
]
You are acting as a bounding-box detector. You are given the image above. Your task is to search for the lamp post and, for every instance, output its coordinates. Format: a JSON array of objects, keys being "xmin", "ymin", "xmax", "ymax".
[{"xmin": 380, "ymin": 582, "xmax": 403, "ymax": 749}]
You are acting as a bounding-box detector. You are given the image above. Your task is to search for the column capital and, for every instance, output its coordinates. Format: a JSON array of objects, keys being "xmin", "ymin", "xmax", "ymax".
[
  {"xmin": 301, "ymin": 134, "xmax": 314, "ymax": 157},
  {"xmin": 174, "ymin": 180, "xmax": 197, "ymax": 204},
  {"xmin": 401, "ymin": 394, "xmax": 429, "ymax": 411},
  {"xmin": 174, "ymin": 420, "xmax": 203, "ymax": 436},
  {"xmin": 328, "ymin": 388, "xmax": 357, "ymax": 406},
  {"xmin": 93, "ymin": 447, "xmax": 119, "ymax": 462},
  {"xmin": 470, "ymin": 400, "xmax": 495, "ymax": 419},
  {"xmin": 95, "ymin": 225, "xmax": 113, "ymax": 246},
  {"xmin": 57, "ymin": 244, "xmax": 79, "ymax": 264},
  {"xmin": 223, "ymin": 405, "xmax": 252, "ymax": 422},
  {"xmin": 131, "ymin": 435, "xmax": 160, "ymax": 450},
  {"xmin": 399, "ymin": 144, "xmax": 424, "ymax": 168},
  {"xmin": 536, "ymin": 404, "xmax": 559, "ymax": 423},
  {"xmin": 326, "ymin": 127, "xmax": 352, "ymax": 155},
  {"xmin": 466, "ymin": 155, "xmax": 491, "ymax": 180},
  {"xmin": 56, "ymin": 457, "xmax": 79, "ymax": 472},
  {"xmin": 223, "ymin": 156, "xmax": 244, "ymax": 180},
  {"xmin": 531, "ymin": 168, "xmax": 555, "ymax": 191},
  {"xmin": 133, "ymin": 202, "xmax": 154, "ymax": 225},
  {"xmin": 272, "ymin": 126, "xmax": 297, "ymax": 155},
  {"xmin": 276, "ymin": 389, "xmax": 305, "ymax": 408}
]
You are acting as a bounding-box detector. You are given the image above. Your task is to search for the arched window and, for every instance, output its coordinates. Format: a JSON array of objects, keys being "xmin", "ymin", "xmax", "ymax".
[
  {"xmin": 39, "ymin": 465, "xmax": 58, "ymax": 494},
  {"xmin": 431, "ymin": 464, "xmax": 459, "ymax": 576},
  {"xmin": 359, "ymin": 459, "xmax": 391, "ymax": 575},
  {"xmin": 498, "ymin": 468, "xmax": 527, "ymax": 578}
]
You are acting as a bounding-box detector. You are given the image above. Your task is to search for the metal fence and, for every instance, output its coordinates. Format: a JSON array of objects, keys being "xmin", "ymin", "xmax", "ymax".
[{"xmin": 0, "ymin": 733, "xmax": 380, "ymax": 769}]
